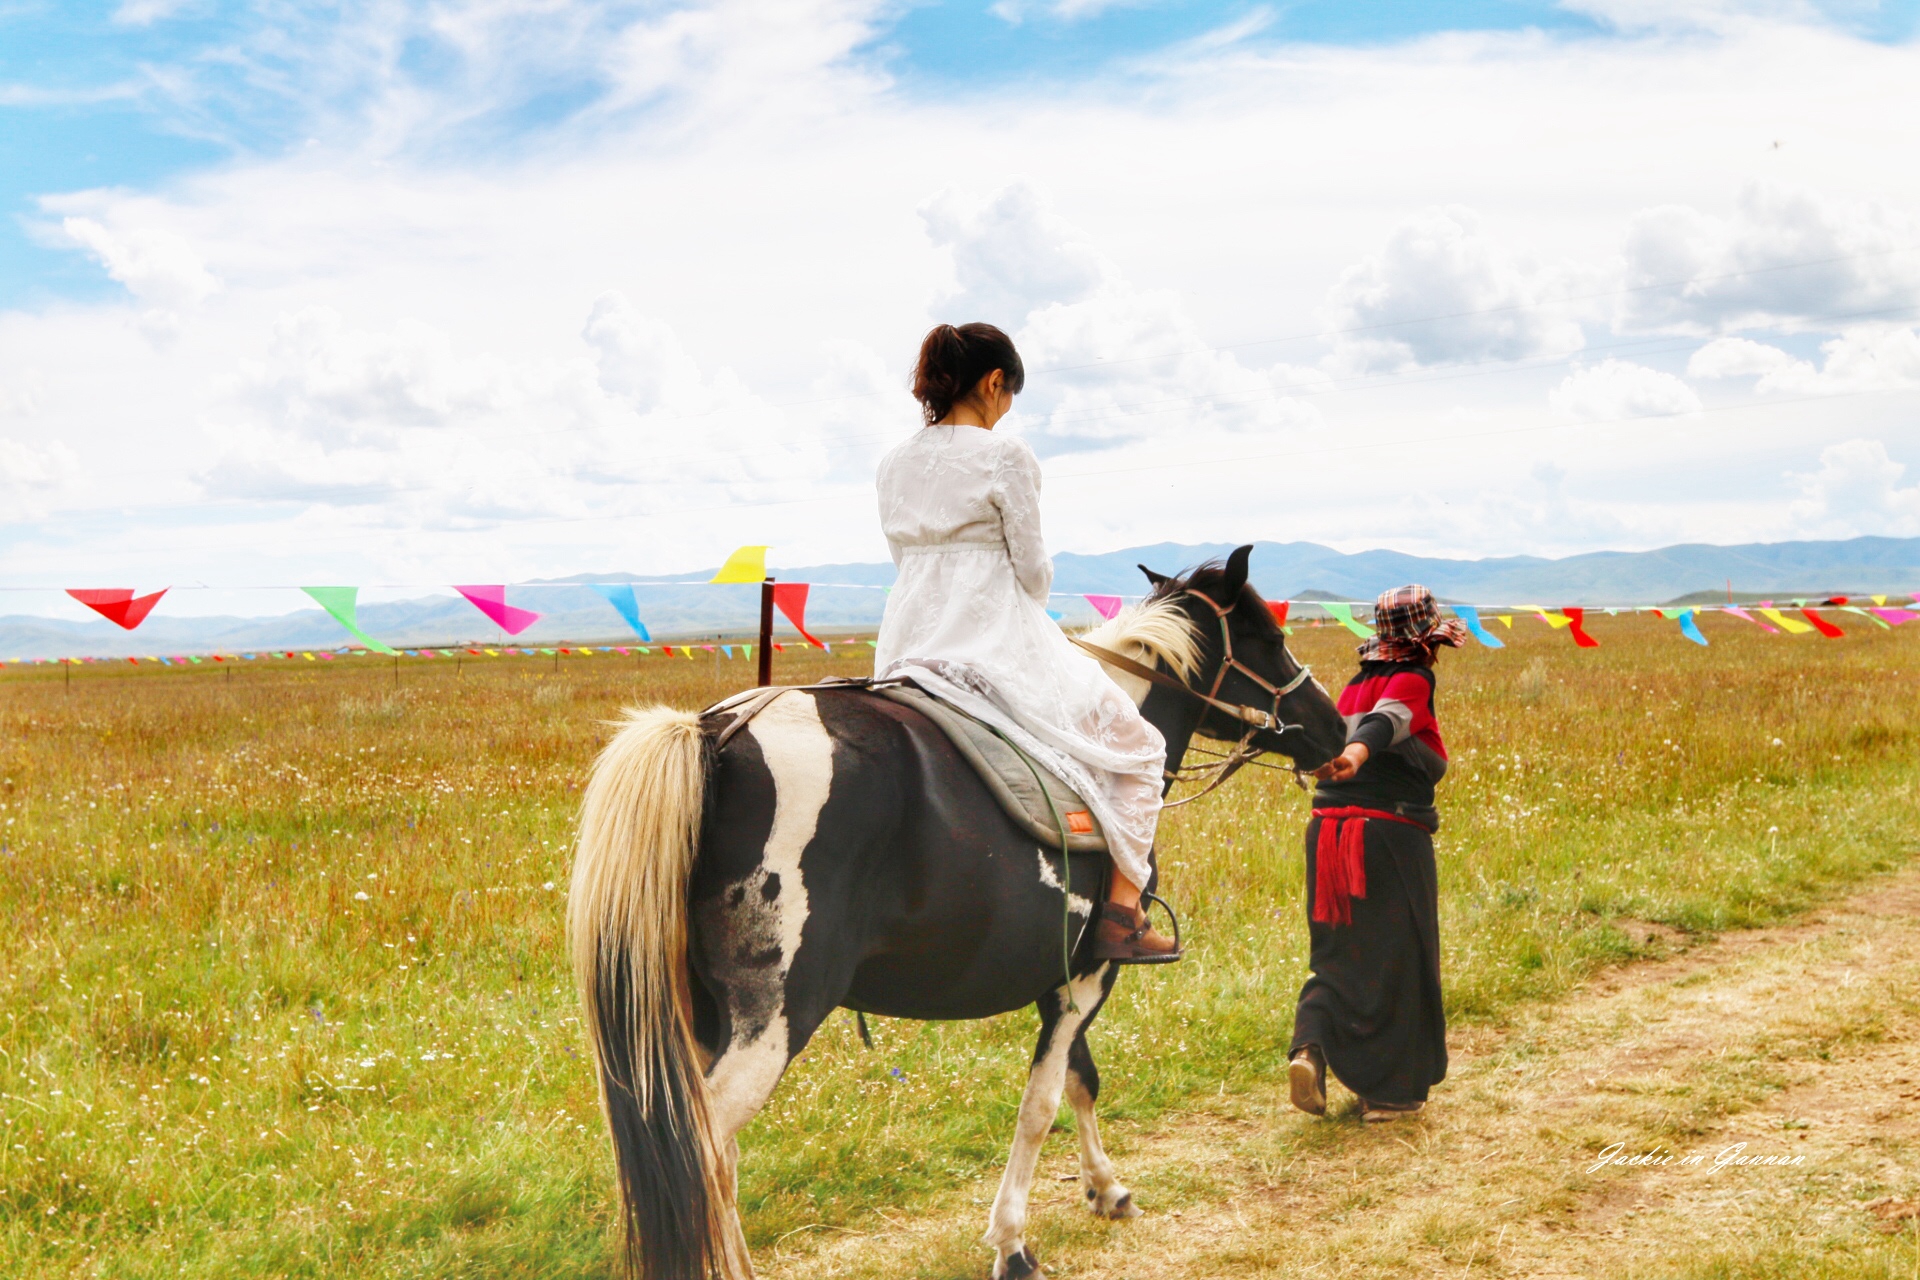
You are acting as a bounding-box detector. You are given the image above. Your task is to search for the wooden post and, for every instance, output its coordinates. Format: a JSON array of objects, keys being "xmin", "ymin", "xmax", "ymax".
[{"xmin": 757, "ymin": 577, "xmax": 775, "ymax": 687}]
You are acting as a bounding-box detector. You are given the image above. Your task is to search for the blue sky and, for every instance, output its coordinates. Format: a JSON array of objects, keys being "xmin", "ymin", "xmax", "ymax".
[
  {"xmin": 4, "ymin": 0, "xmax": 1920, "ymax": 607},
  {"xmin": 9, "ymin": 1, "xmax": 1917, "ymax": 307}
]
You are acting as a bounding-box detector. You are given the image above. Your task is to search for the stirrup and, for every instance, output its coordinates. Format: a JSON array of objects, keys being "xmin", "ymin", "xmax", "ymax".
[{"xmin": 1101, "ymin": 892, "xmax": 1182, "ymax": 966}]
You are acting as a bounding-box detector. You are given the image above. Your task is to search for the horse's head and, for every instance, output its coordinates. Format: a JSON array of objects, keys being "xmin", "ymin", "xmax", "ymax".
[{"xmin": 1140, "ymin": 545, "xmax": 1346, "ymax": 772}]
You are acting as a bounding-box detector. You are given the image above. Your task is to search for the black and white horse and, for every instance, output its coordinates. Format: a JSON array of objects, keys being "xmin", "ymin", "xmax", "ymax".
[{"xmin": 568, "ymin": 546, "xmax": 1346, "ymax": 1279}]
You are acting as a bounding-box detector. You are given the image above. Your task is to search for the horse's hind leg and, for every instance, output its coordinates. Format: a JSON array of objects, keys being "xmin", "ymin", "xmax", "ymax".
[
  {"xmin": 984, "ymin": 964, "xmax": 1116, "ymax": 1280},
  {"xmin": 1063, "ymin": 1000, "xmax": 1140, "ymax": 1220}
]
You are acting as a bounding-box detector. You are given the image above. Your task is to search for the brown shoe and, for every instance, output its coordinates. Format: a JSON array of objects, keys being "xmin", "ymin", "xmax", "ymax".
[
  {"xmin": 1092, "ymin": 902, "xmax": 1181, "ymax": 965},
  {"xmin": 1359, "ymin": 1098, "xmax": 1425, "ymax": 1123},
  {"xmin": 1288, "ymin": 1045, "xmax": 1327, "ymax": 1116}
]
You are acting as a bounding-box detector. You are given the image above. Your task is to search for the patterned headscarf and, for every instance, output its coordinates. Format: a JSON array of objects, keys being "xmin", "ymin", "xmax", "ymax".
[{"xmin": 1358, "ymin": 584, "xmax": 1468, "ymax": 664}]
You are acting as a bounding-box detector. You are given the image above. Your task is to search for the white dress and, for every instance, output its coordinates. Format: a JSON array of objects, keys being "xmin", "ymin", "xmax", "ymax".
[{"xmin": 874, "ymin": 424, "xmax": 1167, "ymax": 889}]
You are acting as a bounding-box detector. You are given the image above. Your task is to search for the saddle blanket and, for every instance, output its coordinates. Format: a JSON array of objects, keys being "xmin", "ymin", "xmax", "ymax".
[
  {"xmin": 873, "ymin": 683, "xmax": 1108, "ymax": 854},
  {"xmin": 706, "ymin": 678, "xmax": 1108, "ymax": 854}
]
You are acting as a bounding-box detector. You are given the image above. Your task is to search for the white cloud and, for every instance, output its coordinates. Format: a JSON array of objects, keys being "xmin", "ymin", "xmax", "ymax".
[
  {"xmin": 1560, "ymin": 0, "xmax": 1822, "ymax": 35},
  {"xmin": 196, "ymin": 295, "xmax": 833, "ymax": 518},
  {"xmin": 1690, "ymin": 326, "xmax": 1920, "ymax": 393},
  {"xmin": 1789, "ymin": 438, "xmax": 1920, "ymax": 537},
  {"xmin": 1687, "ymin": 336, "xmax": 1797, "ymax": 379},
  {"xmin": 990, "ymin": 0, "xmax": 1140, "ymax": 24},
  {"xmin": 0, "ymin": 437, "xmax": 81, "ymax": 518},
  {"xmin": 1618, "ymin": 184, "xmax": 1920, "ymax": 334},
  {"xmin": 922, "ymin": 183, "xmax": 1117, "ymax": 326},
  {"xmin": 9, "ymin": 10, "xmax": 1920, "ymax": 592},
  {"xmin": 61, "ymin": 216, "xmax": 220, "ymax": 311},
  {"xmin": 584, "ymin": 294, "xmax": 724, "ymax": 415},
  {"xmin": 1321, "ymin": 205, "xmax": 1583, "ymax": 373},
  {"xmin": 113, "ymin": 0, "xmax": 196, "ymax": 26},
  {"xmin": 226, "ymin": 308, "xmax": 500, "ymax": 445},
  {"xmin": 926, "ymin": 183, "xmax": 1324, "ymax": 450},
  {"xmin": 1549, "ymin": 359, "xmax": 1702, "ymax": 421}
]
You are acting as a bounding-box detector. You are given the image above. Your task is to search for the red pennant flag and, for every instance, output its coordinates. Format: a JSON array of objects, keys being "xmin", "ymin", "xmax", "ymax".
[
  {"xmin": 1562, "ymin": 607, "xmax": 1600, "ymax": 648},
  {"xmin": 1800, "ymin": 608, "xmax": 1845, "ymax": 638},
  {"xmin": 67, "ymin": 588, "xmax": 167, "ymax": 630},
  {"xmin": 771, "ymin": 583, "xmax": 826, "ymax": 649},
  {"xmin": 1267, "ymin": 600, "xmax": 1290, "ymax": 628}
]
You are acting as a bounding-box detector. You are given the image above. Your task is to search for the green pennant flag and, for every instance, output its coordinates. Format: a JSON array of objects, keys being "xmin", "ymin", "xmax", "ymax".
[
  {"xmin": 301, "ymin": 587, "xmax": 396, "ymax": 654},
  {"xmin": 1322, "ymin": 602, "xmax": 1374, "ymax": 638}
]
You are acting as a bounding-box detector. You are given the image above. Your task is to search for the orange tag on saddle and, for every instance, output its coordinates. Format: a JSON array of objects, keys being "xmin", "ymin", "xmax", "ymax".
[{"xmin": 1066, "ymin": 811, "xmax": 1094, "ymax": 835}]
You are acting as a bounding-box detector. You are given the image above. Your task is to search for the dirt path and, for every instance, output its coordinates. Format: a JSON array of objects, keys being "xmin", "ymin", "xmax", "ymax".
[{"xmin": 763, "ymin": 867, "xmax": 1920, "ymax": 1279}]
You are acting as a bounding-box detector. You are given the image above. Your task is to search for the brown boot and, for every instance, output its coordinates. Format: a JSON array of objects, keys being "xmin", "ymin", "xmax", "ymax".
[
  {"xmin": 1359, "ymin": 1098, "xmax": 1425, "ymax": 1123},
  {"xmin": 1288, "ymin": 1045, "xmax": 1327, "ymax": 1116},
  {"xmin": 1092, "ymin": 902, "xmax": 1181, "ymax": 965}
]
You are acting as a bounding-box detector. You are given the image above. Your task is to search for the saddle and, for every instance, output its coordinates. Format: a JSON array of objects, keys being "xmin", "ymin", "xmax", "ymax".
[{"xmin": 704, "ymin": 678, "xmax": 1108, "ymax": 854}]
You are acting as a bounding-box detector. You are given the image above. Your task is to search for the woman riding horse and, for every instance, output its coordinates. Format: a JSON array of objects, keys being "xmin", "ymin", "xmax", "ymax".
[
  {"xmin": 875, "ymin": 322, "xmax": 1176, "ymax": 963},
  {"xmin": 566, "ymin": 334, "xmax": 1346, "ymax": 1280}
]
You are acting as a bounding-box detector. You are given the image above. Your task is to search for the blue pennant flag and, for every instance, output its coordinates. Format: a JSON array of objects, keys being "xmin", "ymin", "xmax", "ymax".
[
  {"xmin": 1453, "ymin": 605, "xmax": 1505, "ymax": 649},
  {"xmin": 589, "ymin": 583, "xmax": 652, "ymax": 642}
]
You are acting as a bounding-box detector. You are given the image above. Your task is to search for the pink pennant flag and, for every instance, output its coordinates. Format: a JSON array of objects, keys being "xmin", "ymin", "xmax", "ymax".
[
  {"xmin": 453, "ymin": 585, "xmax": 541, "ymax": 636},
  {"xmin": 1870, "ymin": 607, "xmax": 1919, "ymax": 626},
  {"xmin": 1084, "ymin": 594, "xmax": 1123, "ymax": 621},
  {"xmin": 1724, "ymin": 607, "xmax": 1779, "ymax": 634}
]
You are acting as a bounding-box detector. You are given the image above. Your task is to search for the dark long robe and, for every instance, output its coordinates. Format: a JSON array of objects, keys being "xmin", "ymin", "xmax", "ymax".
[{"xmin": 1289, "ymin": 812, "xmax": 1447, "ymax": 1105}]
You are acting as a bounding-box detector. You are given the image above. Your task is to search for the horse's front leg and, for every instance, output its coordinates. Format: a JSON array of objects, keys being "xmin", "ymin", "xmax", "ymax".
[
  {"xmin": 984, "ymin": 964, "xmax": 1114, "ymax": 1280},
  {"xmin": 1062, "ymin": 988, "xmax": 1139, "ymax": 1220}
]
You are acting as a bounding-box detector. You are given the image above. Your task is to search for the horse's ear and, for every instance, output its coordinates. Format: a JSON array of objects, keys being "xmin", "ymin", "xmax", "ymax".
[
  {"xmin": 1223, "ymin": 545, "xmax": 1253, "ymax": 599},
  {"xmin": 1138, "ymin": 563, "xmax": 1171, "ymax": 588}
]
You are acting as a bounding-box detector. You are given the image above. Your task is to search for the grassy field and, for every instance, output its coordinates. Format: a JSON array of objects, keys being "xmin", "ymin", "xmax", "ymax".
[{"xmin": 2, "ymin": 615, "xmax": 1917, "ymax": 1278}]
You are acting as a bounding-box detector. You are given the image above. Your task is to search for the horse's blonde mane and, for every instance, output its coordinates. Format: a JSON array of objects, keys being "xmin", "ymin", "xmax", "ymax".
[{"xmin": 1081, "ymin": 596, "xmax": 1201, "ymax": 683}]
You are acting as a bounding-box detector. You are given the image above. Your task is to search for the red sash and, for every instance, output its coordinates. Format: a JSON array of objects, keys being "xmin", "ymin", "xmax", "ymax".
[{"xmin": 1311, "ymin": 806, "xmax": 1427, "ymax": 927}]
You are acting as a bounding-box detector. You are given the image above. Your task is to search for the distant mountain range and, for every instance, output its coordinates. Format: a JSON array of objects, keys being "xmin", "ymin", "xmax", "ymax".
[{"xmin": 5, "ymin": 535, "xmax": 1917, "ymax": 660}]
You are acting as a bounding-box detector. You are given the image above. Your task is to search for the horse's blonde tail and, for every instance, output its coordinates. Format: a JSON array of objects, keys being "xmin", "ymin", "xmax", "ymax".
[{"xmin": 569, "ymin": 706, "xmax": 746, "ymax": 1279}]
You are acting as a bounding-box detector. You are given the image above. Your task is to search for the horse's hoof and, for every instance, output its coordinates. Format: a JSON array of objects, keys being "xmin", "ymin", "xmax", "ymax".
[{"xmin": 996, "ymin": 1246, "xmax": 1043, "ymax": 1279}]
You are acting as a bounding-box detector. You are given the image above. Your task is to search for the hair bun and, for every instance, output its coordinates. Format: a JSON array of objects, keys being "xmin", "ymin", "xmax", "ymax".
[{"xmin": 909, "ymin": 323, "xmax": 1025, "ymax": 425}]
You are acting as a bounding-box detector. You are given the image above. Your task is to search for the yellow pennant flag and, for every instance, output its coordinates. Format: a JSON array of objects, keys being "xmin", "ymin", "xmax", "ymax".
[
  {"xmin": 1496, "ymin": 615, "xmax": 1513, "ymax": 628},
  {"xmin": 1873, "ymin": 594, "xmax": 1887, "ymax": 606},
  {"xmin": 710, "ymin": 545, "xmax": 769, "ymax": 584},
  {"xmin": 302, "ymin": 652, "xmax": 316, "ymax": 661},
  {"xmin": 1757, "ymin": 608, "xmax": 1814, "ymax": 634},
  {"xmin": 484, "ymin": 648, "xmax": 499, "ymax": 656}
]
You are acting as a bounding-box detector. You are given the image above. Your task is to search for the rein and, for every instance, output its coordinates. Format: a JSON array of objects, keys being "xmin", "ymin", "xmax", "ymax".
[{"xmin": 1072, "ymin": 590, "xmax": 1319, "ymax": 807}]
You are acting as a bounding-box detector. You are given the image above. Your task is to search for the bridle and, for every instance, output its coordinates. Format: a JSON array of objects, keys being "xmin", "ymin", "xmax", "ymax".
[{"xmin": 1071, "ymin": 590, "xmax": 1322, "ymax": 807}]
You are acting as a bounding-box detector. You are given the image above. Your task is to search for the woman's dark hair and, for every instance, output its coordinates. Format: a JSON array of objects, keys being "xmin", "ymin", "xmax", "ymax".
[{"xmin": 910, "ymin": 323, "xmax": 1025, "ymax": 425}]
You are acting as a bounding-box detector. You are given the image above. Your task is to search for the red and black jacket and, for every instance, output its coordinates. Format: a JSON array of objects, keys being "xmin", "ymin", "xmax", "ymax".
[{"xmin": 1312, "ymin": 660, "xmax": 1447, "ymax": 829}]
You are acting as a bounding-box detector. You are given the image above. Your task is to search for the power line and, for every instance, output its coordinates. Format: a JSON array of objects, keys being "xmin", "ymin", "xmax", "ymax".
[{"xmin": 22, "ymin": 380, "xmax": 1912, "ymax": 565}]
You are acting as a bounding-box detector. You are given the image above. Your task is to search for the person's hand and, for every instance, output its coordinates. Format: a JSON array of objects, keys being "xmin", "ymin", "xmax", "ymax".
[{"xmin": 1312, "ymin": 742, "xmax": 1369, "ymax": 783}]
